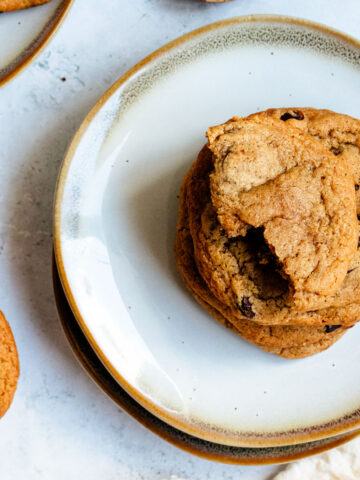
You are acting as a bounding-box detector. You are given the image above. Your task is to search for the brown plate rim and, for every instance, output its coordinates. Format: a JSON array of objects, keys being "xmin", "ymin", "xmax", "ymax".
[{"xmin": 0, "ymin": 0, "xmax": 74, "ymax": 88}]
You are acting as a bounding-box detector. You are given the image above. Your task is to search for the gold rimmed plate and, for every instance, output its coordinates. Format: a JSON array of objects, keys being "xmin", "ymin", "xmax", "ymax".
[
  {"xmin": 0, "ymin": 0, "xmax": 73, "ymax": 87},
  {"xmin": 52, "ymin": 254, "xmax": 360, "ymax": 465},
  {"xmin": 54, "ymin": 15, "xmax": 360, "ymax": 447}
]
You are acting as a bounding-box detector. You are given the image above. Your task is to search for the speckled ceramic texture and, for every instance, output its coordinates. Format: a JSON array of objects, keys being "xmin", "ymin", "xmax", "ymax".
[
  {"xmin": 0, "ymin": 0, "xmax": 73, "ymax": 87},
  {"xmin": 54, "ymin": 16, "xmax": 360, "ymax": 448},
  {"xmin": 52, "ymin": 256, "xmax": 360, "ymax": 465}
]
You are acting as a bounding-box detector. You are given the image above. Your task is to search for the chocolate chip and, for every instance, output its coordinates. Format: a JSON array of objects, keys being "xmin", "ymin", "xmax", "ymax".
[
  {"xmin": 325, "ymin": 325, "xmax": 341, "ymax": 333},
  {"xmin": 330, "ymin": 147, "xmax": 342, "ymax": 156},
  {"xmin": 280, "ymin": 110, "xmax": 305, "ymax": 121},
  {"xmin": 357, "ymin": 215, "xmax": 360, "ymax": 221},
  {"xmin": 239, "ymin": 297, "xmax": 255, "ymax": 318},
  {"xmin": 356, "ymin": 184, "xmax": 359, "ymax": 191},
  {"xmin": 358, "ymin": 235, "xmax": 360, "ymax": 248}
]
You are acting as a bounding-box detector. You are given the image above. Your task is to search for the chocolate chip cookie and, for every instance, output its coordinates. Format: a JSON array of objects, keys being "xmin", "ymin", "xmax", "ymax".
[
  {"xmin": 186, "ymin": 145, "xmax": 360, "ymax": 326},
  {"xmin": 0, "ymin": 312, "xmax": 19, "ymax": 418},
  {"xmin": 175, "ymin": 172, "xmax": 349, "ymax": 356},
  {"xmin": 249, "ymin": 108, "xmax": 360, "ymax": 213},
  {"xmin": 207, "ymin": 116, "xmax": 358, "ymax": 311},
  {"xmin": 0, "ymin": 0, "xmax": 50, "ymax": 11}
]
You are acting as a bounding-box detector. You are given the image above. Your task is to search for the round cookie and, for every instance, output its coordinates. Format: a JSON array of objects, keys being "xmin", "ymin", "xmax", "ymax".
[
  {"xmin": 206, "ymin": 116, "xmax": 358, "ymax": 311},
  {"xmin": 248, "ymin": 108, "xmax": 360, "ymax": 311},
  {"xmin": 186, "ymin": 145, "xmax": 360, "ymax": 326},
  {"xmin": 175, "ymin": 171, "xmax": 349, "ymax": 354},
  {"xmin": 0, "ymin": 312, "xmax": 19, "ymax": 418},
  {"xmin": 0, "ymin": 0, "xmax": 50, "ymax": 11}
]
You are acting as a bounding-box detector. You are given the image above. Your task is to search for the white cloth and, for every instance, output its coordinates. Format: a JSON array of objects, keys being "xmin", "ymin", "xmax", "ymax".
[{"xmin": 273, "ymin": 437, "xmax": 360, "ymax": 480}]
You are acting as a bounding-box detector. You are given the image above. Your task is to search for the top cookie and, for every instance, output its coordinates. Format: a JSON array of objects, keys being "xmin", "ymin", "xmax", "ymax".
[
  {"xmin": 0, "ymin": 312, "xmax": 19, "ymax": 419},
  {"xmin": 207, "ymin": 116, "xmax": 358, "ymax": 311},
  {"xmin": 250, "ymin": 107, "xmax": 360, "ymax": 213},
  {"xmin": 0, "ymin": 0, "xmax": 50, "ymax": 11},
  {"xmin": 186, "ymin": 145, "xmax": 360, "ymax": 326}
]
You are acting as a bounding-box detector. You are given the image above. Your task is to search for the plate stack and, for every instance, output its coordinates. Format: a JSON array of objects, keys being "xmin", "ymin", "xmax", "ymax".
[{"xmin": 53, "ymin": 16, "xmax": 360, "ymax": 464}]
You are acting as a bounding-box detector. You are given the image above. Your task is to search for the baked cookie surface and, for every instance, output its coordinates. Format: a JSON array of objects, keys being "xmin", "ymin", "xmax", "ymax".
[
  {"xmin": 207, "ymin": 116, "xmax": 358, "ymax": 311},
  {"xmin": 0, "ymin": 0, "xmax": 50, "ymax": 11},
  {"xmin": 175, "ymin": 172, "xmax": 349, "ymax": 356},
  {"xmin": 249, "ymin": 108, "xmax": 360, "ymax": 213},
  {"xmin": 186, "ymin": 146, "xmax": 360, "ymax": 326},
  {"xmin": 0, "ymin": 312, "xmax": 19, "ymax": 418}
]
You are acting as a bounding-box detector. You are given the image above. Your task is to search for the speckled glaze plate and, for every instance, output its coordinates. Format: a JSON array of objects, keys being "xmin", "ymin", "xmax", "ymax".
[
  {"xmin": 0, "ymin": 0, "xmax": 73, "ymax": 87},
  {"xmin": 52, "ymin": 256, "xmax": 360, "ymax": 465},
  {"xmin": 54, "ymin": 15, "xmax": 360, "ymax": 448}
]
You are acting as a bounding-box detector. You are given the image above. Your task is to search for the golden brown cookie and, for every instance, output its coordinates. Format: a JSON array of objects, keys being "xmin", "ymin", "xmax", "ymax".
[
  {"xmin": 259, "ymin": 334, "xmax": 345, "ymax": 359},
  {"xmin": 0, "ymin": 312, "xmax": 19, "ymax": 418},
  {"xmin": 248, "ymin": 108, "xmax": 360, "ymax": 312},
  {"xmin": 0, "ymin": 0, "xmax": 50, "ymax": 11},
  {"xmin": 186, "ymin": 145, "xmax": 360, "ymax": 326},
  {"xmin": 249, "ymin": 108, "xmax": 360, "ymax": 213},
  {"xmin": 207, "ymin": 116, "xmax": 358, "ymax": 311},
  {"xmin": 175, "ymin": 166, "xmax": 350, "ymax": 355}
]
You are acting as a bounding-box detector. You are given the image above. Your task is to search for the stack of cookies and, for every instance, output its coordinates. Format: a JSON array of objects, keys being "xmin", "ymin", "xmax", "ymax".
[{"xmin": 175, "ymin": 108, "xmax": 360, "ymax": 359}]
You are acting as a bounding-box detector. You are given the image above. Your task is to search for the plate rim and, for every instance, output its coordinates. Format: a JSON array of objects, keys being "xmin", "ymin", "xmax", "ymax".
[
  {"xmin": 0, "ymin": 0, "xmax": 74, "ymax": 88},
  {"xmin": 53, "ymin": 14, "xmax": 360, "ymax": 448},
  {"xmin": 52, "ymin": 252, "xmax": 360, "ymax": 465}
]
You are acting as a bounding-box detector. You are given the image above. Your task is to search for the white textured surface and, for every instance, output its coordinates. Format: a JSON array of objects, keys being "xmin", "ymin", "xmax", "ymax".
[
  {"xmin": 273, "ymin": 437, "xmax": 360, "ymax": 480},
  {"xmin": 0, "ymin": 0, "xmax": 359, "ymax": 478}
]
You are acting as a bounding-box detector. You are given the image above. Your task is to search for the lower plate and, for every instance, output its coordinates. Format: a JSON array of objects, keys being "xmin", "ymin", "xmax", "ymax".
[
  {"xmin": 52, "ymin": 254, "xmax": 360, "ymax": 465},
  {"xmin": 0, "ymin": 0, "xmax": 73, "ymax": 87}
]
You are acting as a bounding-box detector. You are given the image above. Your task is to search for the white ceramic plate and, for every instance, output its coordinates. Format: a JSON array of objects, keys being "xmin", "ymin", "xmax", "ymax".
[
  {"xmin": 54, "ymin": 16, "xmax": 360, "ymax": 448},
  {"xmin": 52, "ymin": 258, "xmax": 360, "ymax": 465},
  {"xmin": 0, "ymin": 0, "xmax": 73, "ymax": 87}
]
